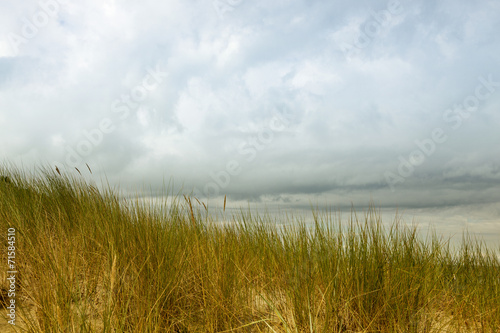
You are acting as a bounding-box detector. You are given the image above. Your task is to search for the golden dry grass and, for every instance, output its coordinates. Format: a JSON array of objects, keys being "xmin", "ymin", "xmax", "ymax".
[{"xmin": 0, "ymin": 165, "xmax": 499, "ymax": 332}]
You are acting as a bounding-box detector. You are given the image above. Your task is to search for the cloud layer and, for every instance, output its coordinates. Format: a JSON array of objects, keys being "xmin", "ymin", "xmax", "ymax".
[{"xmin": 1, "ymin": 0, "xmax": 500, "ymax": 235}]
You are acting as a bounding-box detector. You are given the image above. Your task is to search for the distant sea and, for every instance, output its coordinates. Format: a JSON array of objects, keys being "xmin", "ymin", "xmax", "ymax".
[{"xmin": 129, "ymin": 196, "xmax": 500, "ymax": 252}]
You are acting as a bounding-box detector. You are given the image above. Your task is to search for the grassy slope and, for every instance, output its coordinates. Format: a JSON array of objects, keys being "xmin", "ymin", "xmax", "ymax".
[{"xmin": 0, "ymin": 166, "xmax": 499, "ymax": 332}]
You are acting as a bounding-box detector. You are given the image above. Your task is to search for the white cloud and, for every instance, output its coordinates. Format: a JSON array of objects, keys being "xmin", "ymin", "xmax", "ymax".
[{"xmin": 0, "ymin": 0, "xmax": 499, "ymax": 239}]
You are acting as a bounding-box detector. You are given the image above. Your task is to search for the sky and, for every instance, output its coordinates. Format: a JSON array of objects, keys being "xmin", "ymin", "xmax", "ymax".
[{"xmin": 1, "ymin": 0, "xmax": 499, "ymax": 241}]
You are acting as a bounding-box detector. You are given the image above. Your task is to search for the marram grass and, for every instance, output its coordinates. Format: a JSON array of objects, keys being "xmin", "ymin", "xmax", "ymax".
[{"xmin": 0, "ymin": 166, "xmax": 499, "ymax": 332}]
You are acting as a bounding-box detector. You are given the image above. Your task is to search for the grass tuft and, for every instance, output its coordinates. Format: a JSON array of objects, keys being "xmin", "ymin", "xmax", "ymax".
[{"xmin": 0, "ymin": 165, "xmax": 499, "ymax": 332}]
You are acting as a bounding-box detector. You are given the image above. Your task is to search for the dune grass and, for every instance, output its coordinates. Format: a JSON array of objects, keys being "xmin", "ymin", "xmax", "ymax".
[{"xmin": 0, "ymin": 165, "xmax": 499, "ymax": 332}]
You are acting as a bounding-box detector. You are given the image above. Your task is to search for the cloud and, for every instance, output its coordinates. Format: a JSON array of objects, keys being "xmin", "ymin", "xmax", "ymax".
[{"xmin": 0, "ymin": 0, "xmax": 499, "ymax": 240}]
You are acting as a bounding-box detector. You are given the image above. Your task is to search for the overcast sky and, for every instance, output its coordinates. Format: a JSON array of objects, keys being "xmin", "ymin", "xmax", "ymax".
[{"xmin": 1, "ymin": 0, "xmax": 500, "ymax": 238}]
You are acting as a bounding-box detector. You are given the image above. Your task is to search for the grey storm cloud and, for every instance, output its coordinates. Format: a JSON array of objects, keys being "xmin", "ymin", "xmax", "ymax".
[{"xmin": 0, "ymin": 0, "xmax": 499, "ymax": 239}]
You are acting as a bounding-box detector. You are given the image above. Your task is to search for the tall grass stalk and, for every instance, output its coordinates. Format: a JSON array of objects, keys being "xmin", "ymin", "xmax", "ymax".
[{"xmin": 0, "ymin": 165, "xmax": 499, "ymax": 332}]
